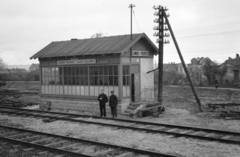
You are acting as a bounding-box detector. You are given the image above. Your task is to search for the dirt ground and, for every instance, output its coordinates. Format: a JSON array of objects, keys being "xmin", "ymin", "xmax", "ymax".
[
  {"xmin": 0, "ymin": 113, "xmax": 240, "ymax": 157},
  {"xmin": 1, "ymin": 85, "xmax": 240, "ymax": 156}
]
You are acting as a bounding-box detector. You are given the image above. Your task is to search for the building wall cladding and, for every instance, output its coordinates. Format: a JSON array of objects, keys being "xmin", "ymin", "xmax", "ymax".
[
  {"xmin": 40, "ymin": 97, "xmax": 122, "ymax": 115},
  {"xmin": 140, "ymin": 58, "xmax": 154, "ymax": 100}
]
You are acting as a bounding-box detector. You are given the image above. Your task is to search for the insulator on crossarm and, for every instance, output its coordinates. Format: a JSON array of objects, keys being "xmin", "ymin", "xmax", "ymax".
[
  {"xmin": 164, "ymin": 6, "xmax": 169, "ymax": 11},
  {"xmin": 166, "ymin": 13, "xmax": 170, "ymax": 17},
  {"xmin": 164, "ymin": 33, "xmax": 170, "ymax": 37},
  {"xmin": 154, "ymin": 18, "xmax": 163, "ymax": 23},
  {"xmin": 153, "ymin": 5, "xmax": 163, "ymax": 10},
  {"xmin": 154, "ymin": 11, "xmax": 159, "ymax": 16},
  {"xmin": 154, "ymin": 26, "xmax": 163, "ymax": 30},
  {"xmin": 153, "ymin": 32, "xmax": 158, "ymax": 36},
  {"xmin": 154, "ymin": 32, "xmax": 163, "ymax": 37},
  {"xmin": 164, "ymin": 40, "xmax": 170, "ymax": 44},
  {"xmin": 154, "ymin": 11, "xmax": 163, "ymax": 16},
  {"xmin": 164, "ymin": 26, "xmax": 169, "ymax": 30}
]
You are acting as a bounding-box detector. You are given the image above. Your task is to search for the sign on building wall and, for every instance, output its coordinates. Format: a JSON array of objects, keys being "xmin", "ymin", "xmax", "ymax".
[
  {"xmin": 132, "ymin": 50, "xmax": 149, "ymax": 57},
  {"xmin": 57, "ymin": 59, "xmax": 96, "ymax": 65}
]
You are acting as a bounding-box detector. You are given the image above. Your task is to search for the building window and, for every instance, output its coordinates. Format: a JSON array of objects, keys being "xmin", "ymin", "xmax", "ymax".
[
  {"xmin": 41, "ymin": 65, "xmax": 118, "ymax": 97},
  {"xmin": 42, "ymin": 67, "xmax": 61, "ymax": 85}
]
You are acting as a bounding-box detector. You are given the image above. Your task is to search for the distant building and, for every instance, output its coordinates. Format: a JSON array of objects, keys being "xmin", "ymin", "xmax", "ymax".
[
  {"xmin": 221, "ymin": 54, "xmax": 240, "ymax": 85},
  {"xmin": 1, "ymin": 68, "xmax": 28, "ymax": 81},
  {"xmin": 29, "ymin": 63, "xmax": 39, "ymax": 72},
  {"xmin": 190, "ymin": 57, "xmax": 212, "ymax": 66},
  {"xmin": 0, "ymin": 69, "xmax": 10, "ymax": 81},
  {"xmin": 7, "ymin": 65, "xmax": 30, "ymax": 71},
  {"xmin": 7, "ymin": 68, "xmax": 28, "ymax": 74},
  {"xmin": 0, "ymin": 68, "xmax": 9, "ymax": 74},
  {"xmin": 187, "ymin": 57, "xmax": 212, "ymax": 85},
  {"xmin": 163, "ymin": 62, "xmax": 185, "ymax": 75}
]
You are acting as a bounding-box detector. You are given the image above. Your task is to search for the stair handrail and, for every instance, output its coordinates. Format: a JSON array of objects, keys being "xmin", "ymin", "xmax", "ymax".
[{"xmin": 133, "ymin": 86, "xmax": 157, "ymax": 104}]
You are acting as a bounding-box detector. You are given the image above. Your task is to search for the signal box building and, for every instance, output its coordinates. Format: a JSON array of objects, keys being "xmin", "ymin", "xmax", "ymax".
[{"xmin": 30, "ymin": 33, "xmax": 158, "ymax": 114}]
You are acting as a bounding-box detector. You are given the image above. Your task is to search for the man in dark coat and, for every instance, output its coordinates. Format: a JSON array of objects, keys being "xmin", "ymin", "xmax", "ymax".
[
  {"xmin": 97, "ymin": 89, "xmax": 108, "ymax": 117},
  {"xmin": 109, "ymin": 91, "xmax": 118, "ymax": 118}
]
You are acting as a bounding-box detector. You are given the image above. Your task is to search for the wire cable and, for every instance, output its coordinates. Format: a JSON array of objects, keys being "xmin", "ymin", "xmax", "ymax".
[
  {"xmin": 133, "ymin": 10, "xmax": 141, "ymax": 33},
  {"xmin": 176, "ymin": 29, "xmax": 240, "ymax": 39}
]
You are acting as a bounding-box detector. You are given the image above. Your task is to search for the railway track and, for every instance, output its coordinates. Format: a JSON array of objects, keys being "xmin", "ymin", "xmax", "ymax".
[
  {"xmin": 0, "ymin": 125, "xmax": 174, "ymax": 157},
  {"xmin": 1, "ymin": 106, "xmax": 240, "ymax": 146}
]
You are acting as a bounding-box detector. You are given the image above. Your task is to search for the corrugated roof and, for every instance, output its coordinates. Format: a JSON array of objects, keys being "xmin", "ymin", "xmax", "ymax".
[{"xmin": 30, "ymin": 33, "xmax": 158, "ymax": 59}]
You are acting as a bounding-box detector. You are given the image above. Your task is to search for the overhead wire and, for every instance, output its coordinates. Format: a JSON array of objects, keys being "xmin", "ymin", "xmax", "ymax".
[
  {"xmin": 137, "ymin": 3, "xmax": 240, "ymax": 25},
  {"xmin": 176, "ymin": 29, "xmax": 240, "ymax": 39},
  {"xmin": 138, "ymin": 1, "xmax": 240, "ymax": 40},
  {"xmin": 132, "ymin": 10, "xmax": 141, "ymax": 33},
  {"xmin": 93, "ymin": 0, "xmax": 240, "ymax": 38}
]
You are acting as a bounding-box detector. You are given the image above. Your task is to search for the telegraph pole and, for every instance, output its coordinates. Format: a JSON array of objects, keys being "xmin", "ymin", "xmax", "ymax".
[
  {"xmin": 153, "ymin": 5, "xmax": 202, "ymax": 111},
  {"xmin": 129, "ymin": 4, "xmax": 135, "ymax": 102},
  {"xmin": 153, "ymin": 5, "xmax": 170, "ymax": 104},
  {"xmin": 129, "ymin": 4, "xmax": 135, "ymax": 40}
]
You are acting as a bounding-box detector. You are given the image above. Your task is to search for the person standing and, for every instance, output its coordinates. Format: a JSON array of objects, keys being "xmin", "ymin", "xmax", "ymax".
[
  {"xmin": 215, "ymin": 79, "xmax": 219, "ymax": 89},
  {"xmin": 97, "ymin": 89, "xmax": 108, "ymax": 117},
  {"xmin": 109, "ymin": 91, "xmax": 118, "ymax": 118}
]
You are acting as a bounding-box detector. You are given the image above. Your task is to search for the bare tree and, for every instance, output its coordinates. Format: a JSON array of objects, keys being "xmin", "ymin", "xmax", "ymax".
[
  {"xmin": 0, "ymin": 56, "xmax": 7, "ymax": 83},
  {"xmin": 202, "ymin": 60, "xmax": 218, "ymax": 85},
  {"xmin": 202, "ymin": 60, "xmax": 227, "ymax": 85},
  {"xmin": 0, "ymin": 56, "xmax": 6, "ymax": 70},
  {"xmin": 90, "ymin": 32, "xmax": 106, "ymax": 38},
  {"xmin": 217, "ymin": 64, "xmax": 228, "ymax": 85}
]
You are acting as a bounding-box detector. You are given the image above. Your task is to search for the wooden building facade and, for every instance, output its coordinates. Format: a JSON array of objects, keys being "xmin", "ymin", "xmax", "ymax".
[{"xmin": 30, "ymin": 33, "xmax": 158, "ymax": 113}]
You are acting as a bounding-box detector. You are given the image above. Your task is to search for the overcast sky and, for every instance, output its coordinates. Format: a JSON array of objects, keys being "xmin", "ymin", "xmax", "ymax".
[{"xmin": 1, "ymin": 0, "xmax": 240, "ymax": 65}]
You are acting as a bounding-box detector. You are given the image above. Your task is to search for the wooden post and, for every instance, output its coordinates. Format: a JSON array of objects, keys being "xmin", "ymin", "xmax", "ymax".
[
  {"xmin": 158, "ymin": 7, "xmax": 164, "ymax": 105},
  {"xmin": 163, "ymin": 10, "xmax": 202, "ymax": 111}
]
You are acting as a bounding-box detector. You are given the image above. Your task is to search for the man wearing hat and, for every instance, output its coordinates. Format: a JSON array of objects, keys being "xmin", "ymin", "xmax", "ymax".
[
  {"xmin": 109, "ymin": 91, "xmax": 118, "ymax": 118},
  {"xmin": 97, "ymin": 89, "xmax": 108, "ymax": 117}
]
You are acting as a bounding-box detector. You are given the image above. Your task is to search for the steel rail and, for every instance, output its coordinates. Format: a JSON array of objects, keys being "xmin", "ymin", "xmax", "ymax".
[
  {"xmin": 1, "ymin": 106, "xmax": 240, "ymax": 136},
  {"xmin": 1, "ymin": 107, "xmax": 240, "ymax": 145},
  {"xmin": 0, "ymin": 125, "xmax": 175, "ymax": 157},
  {"xmin": 0, "ymin": 136, "xmax": 91, "ymax": 157}
]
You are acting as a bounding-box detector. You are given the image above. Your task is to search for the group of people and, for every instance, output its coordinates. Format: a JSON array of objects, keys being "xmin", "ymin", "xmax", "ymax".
[{"xmin": 97, "ymin": 89, "xmax": 118, "ymax": 118}]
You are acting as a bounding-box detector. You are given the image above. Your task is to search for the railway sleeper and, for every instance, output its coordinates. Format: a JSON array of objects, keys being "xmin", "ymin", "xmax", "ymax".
[
  {"xmin": 44, "ymin": 140, "xmax": 69, "ymax": 147},
  {"xmin": 189, "ymin": 131, "xmax": 205, "ymax": 136},
  {"xmin": 37, "ymin": 150, "xmax": 48, "ymax": 155},
  {"xmin": 57, "ymin": 143, "xmax": 79, "ymax": 150},
  {"xmin": 221, "ymin": 135, "xmax": 234, "ymax": 140},
  {"xmin": 114, "ymin": 152, "xmax": 134, "ymax": 157},
  {"xmin": 72, "ymin": 145, "xmax": 94, "ymax": 153},
  {"xmin": 31, "ymin": 137, "xmax": 55, "ymax": 144},
  {"xmin": 23, "ymin": 147, "xmax": 34, "ymax": 152},
  {"xmin": 7, "ymin": 132, "xmax": 29, "ymax": 139},
  {"xmin": 204, "ymin": 133, "xmax": 217, "ymax": 138},
  {"xmin": 92, "ymin": 148, "xmax": 114, "ymax": 156},
  {"xmin": 20, "ymin": 135, "xmax": 41, "ymax": 141},
  {"xmin": 42, "ymin": 118, "xmax": 57, "ymax": 123},
  {"xmin": 165, "ymin": 128, "xmax": 179, "ymax": 133}
]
